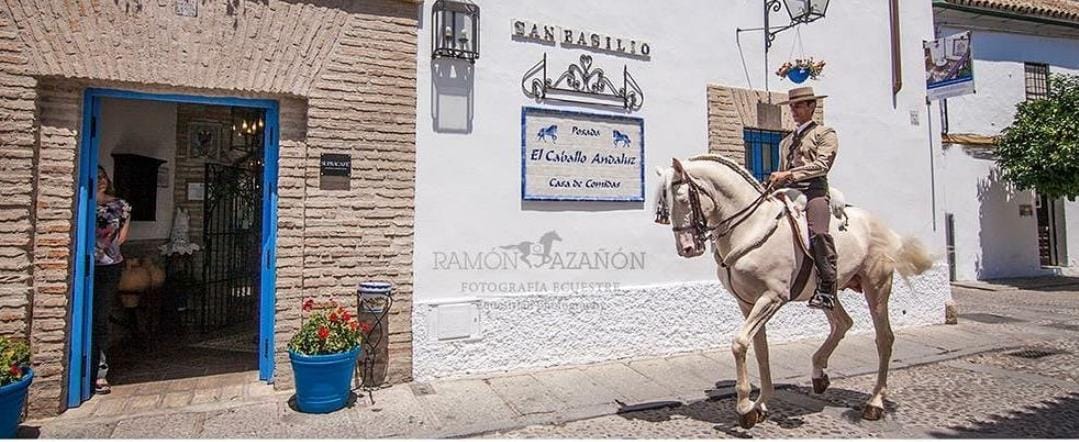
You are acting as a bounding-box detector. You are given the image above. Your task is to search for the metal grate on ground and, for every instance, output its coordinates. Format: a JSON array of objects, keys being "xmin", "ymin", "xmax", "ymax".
[{"xmin": 1006, "ymin": 348, "xmax": 1068, "ymax": 359}]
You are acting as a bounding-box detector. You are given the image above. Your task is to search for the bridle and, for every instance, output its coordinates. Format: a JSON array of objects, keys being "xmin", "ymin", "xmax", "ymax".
[{"xmin": 655, "ymin": 176, "xmax": 773, "ymax": 250}]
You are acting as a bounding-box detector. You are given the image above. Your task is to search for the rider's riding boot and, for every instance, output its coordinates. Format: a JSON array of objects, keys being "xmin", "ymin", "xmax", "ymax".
[{"xmin": 808, "ymin": 233, "xmax": 838, "ymax": 310}]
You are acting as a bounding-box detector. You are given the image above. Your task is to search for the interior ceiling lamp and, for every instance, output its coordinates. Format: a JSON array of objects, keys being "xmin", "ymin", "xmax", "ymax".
[
  {"xmin": 431, "ymin": 0, "xmax": 480, "ymax": 63},
  {"xmin": 739, "ymin": 0, "xmax": 831, "ymax": 51}
]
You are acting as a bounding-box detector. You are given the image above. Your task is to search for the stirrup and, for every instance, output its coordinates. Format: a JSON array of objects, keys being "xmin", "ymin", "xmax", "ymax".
[{"xmin": 807, "ymin": 292, "xmax": 835, "ymax": 310}]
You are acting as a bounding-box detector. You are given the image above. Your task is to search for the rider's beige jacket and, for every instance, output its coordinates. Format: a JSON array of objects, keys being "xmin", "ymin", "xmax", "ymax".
[{"xmin": 778, "ymin": 123, "xmax": 839, "ymax": 182}]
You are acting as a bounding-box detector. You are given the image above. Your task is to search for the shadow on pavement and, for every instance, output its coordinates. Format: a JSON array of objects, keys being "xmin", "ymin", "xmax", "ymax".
[
  {"xmin": 613, "ymin": 380, "xmax": 898, "ymax": 438},
  {"xmin": 929, "ymin": 392, "xmax": 1079, "ymax": 438},
  {"xmin": 981, "ymin": 276, "xmax": 1079, "ymax": 292}
]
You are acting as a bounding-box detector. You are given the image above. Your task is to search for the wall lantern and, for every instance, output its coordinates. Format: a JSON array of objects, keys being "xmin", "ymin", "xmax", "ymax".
[
  {"xmin": 781, "ymin": 0, "xmax": 830, "ymax": 25},
  {"xmin": 431, "ymin": 0, "xmax": 480, "ymax": 63},
  {"xmin": 738, "ymin": 0, "xmax": 830, "ymax": 52}
]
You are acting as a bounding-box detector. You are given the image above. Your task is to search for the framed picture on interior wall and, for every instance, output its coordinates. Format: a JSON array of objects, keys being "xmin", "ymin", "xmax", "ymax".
[
  {"xmin": 187, "ymin": 122, "xmax": 221, "ymax": 159},
  {"xmin": 157, "ymin": 166, "xmax": 170, "ymax": 188}
]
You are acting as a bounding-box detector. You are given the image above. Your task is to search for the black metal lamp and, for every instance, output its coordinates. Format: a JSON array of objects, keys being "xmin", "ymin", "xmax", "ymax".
[
  {"xmin": 781, "ymin": 0, "xmax": 830, "ymax": 25},
  {"xmin": 738, "ymin": 0, "xmax": 831, "ymax": 51},
  {"xmin": 431, "ymin": 0, "xmax": 480, "ymax": 63}
]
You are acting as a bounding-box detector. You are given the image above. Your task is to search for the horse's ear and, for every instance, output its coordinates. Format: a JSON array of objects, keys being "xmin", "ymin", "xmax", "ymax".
[{"xmin": 672, "ymin": 158, "xmax": 686, "ymax": 177}]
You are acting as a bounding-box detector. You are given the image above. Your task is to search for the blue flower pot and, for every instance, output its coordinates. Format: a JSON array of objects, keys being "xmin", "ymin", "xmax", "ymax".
[
  {"xmin": 289, "ymin": 348, "xmax": 361, "ymax": 413},
  {"xmin": 0, "ymin": 369, "xmax": 32, "ymax": 438},
  {"xmin": 787, "ymin": 67, "xmax": 810, "ymax": 84}
]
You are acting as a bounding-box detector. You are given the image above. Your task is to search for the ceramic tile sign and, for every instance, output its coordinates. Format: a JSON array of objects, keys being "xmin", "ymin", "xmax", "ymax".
[
  {"xmin": 319, "ymin": 153, "xmax": 351, "ymax": 191},
  {"xmin": 522, "ymin": 108, "xmax": 644, "ymax": 202}
]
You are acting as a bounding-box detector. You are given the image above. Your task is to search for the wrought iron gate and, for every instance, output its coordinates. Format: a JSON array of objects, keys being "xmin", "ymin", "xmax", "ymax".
[{"xmin": 192, "ymin": 163, "xmax": 262, "ymax": 333}]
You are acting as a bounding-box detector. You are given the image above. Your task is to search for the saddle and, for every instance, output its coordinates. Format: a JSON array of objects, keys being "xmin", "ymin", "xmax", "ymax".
[{"xmin": 771, "ymin": 187, "xmax": 850, "ymax": 301}]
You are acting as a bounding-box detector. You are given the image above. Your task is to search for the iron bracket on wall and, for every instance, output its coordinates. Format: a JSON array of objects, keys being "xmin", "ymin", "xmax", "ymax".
[{"xmin": 521, "ymin": 53, "xmax": 644, "ymax": 111}]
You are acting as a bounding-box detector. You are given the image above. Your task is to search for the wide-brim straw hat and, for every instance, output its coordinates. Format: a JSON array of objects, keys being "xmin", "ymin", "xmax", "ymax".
[{"xmin": 778, "ymin": 86, "xmax": 828, "ymax": 105}]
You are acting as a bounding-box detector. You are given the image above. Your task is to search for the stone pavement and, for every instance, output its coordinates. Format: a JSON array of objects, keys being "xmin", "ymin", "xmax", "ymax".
[{"xmin": 22, "ymin": 278, "xmax": 1079, "ymax": 438}]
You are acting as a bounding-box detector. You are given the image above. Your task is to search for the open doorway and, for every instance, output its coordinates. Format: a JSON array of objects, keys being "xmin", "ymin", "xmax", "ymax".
[
  {"xmin": 69, "ymin": 90, "xmax": 278, "ymax": 408},
  {"xmin": 96, "ymin": 98, "xmax": 265, "ymax": 385},
  {"xmin": 1037, "ymin": 194, "xmax": 1066, "ymax": 267}
]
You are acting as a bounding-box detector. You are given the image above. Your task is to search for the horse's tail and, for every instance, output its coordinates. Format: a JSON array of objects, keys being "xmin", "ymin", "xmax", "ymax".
[{"xmin": 866, "ymin": 216, "xmax": 935, "ymax": 280}]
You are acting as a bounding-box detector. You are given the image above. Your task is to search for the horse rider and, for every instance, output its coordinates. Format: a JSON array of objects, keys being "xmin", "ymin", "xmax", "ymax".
[{"xmin": 767, "ymin": 86, "xmax": 839, "ymax": 310}]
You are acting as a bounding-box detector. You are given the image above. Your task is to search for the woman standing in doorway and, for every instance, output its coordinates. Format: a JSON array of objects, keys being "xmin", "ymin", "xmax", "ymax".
[{"xmin": 93, "ymin": 166, "xmax": 131, "ymax": 395}]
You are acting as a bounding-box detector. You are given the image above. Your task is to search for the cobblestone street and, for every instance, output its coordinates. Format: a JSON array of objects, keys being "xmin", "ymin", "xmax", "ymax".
[
  {"xmin": 486, "ymin": 279, "xmax": 1079, "ymax": 439},
  {"xmin": 25, "ymin": 277, "xmax": 1079, "ymax": 438}
]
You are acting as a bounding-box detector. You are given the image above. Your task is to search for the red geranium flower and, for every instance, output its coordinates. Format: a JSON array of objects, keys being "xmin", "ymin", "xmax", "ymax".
[
  {"xmin": 348, "ymin": 321, "xmax": 359, "ymax": 331},
  {"xmin": 342, "ymin": 311, "xmax": 351, "ymax": 322},
  {"xmin": 329, "ymin": 311, "xmax": 339, "ymax": 322},
  {"xmin": 302, "ymin": 298, "xmax": 315, "ymax": 312},
  {"xmin": 359, "ymin": 322, "xmax": 373, "ymax": 334},
  {"xmin": 317, "ymin": 326, "xmax": 329, "ymax": 340},
  {"xmin": 9, "ymin": 365, "xmax": 20, "ymax": 378}
]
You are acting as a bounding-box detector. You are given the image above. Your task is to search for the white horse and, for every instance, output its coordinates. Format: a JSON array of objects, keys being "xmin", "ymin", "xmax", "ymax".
[{"xmin": 654, "ymin": 155, "xmax": 933, "ymax": 429}]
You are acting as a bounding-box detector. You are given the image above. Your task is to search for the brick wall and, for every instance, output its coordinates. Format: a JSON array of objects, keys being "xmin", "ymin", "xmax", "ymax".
[
  {"xmin": 706, "ymin": 85, "xmax": 825, "ymax": 166},
  {"xmin": 0, "ymin": 0, "xmax": 418, "ymax": 417},
  {"xmin": 173, "ymin": 103, "xmax": 235, "ymax": 256},
  {"xmin": 29, "ymin": 80, "xmax": 81, "ymax": 417},
  {"xmin": 0, "ymin": 2, "xmax": 35, "ymax": 342}
]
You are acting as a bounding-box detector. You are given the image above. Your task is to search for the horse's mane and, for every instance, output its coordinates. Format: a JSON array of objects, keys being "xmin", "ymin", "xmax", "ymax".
[
  {"xmin": 653, "ymin": 153, "xmax": 767, "ymax": 223},
  {"xmin": 687, "ymin": 154, "xmax": 766, "ymax": 193}
]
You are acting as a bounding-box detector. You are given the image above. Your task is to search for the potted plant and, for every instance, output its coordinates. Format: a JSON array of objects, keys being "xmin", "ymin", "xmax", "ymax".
[
  {"xmin": 0, "ymin": 337, "xmax": 31, "ymax": 438},
  {"xmin": 776, "ymin": 58, "xmax": 827, "ymax": 84},
  {"xmin": 288, "ymin": 298, "xmax": 371, "ymax": 413}
]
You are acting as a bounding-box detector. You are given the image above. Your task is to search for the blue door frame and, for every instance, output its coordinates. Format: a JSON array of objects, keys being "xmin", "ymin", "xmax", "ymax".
[{"xmin": 68, "ymin": 88, "xmax": 280, "ymax": 408}]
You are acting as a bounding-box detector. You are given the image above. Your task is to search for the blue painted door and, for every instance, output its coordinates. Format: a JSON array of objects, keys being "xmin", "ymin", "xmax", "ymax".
[
  {"xmin": 67, "ymin": 89, "xmax": 279, "ymax": 408},
  {"xmin": 68, "ymin": 95, "xmax": 102, "ymax": 407}
]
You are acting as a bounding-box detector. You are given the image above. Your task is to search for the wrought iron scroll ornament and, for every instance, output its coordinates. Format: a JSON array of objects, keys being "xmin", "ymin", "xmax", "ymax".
[{"xmin": 522, "ymin": 54, "xmax": 644, "ymax": 111}]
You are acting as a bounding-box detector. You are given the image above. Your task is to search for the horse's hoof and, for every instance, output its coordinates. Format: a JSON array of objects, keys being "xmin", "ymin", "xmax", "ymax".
[
  {"xmin": 738, "ymin": 409, "xmax": 760, "ymax": 429},
  {"xmin": 862, "ymin": 405, "xmax": 884, "ymax": 421},
  {"xmin": 812, "ymin": 374, "xmax": 830, "ymax": 394},
  {"xmin": 756, "ymin": 409, "xmax": 768, "ymax": 423}
]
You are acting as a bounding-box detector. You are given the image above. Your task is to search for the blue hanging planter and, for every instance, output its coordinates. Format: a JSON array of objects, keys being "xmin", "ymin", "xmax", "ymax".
[{"xmin": 787, "ymin": 67, "xmax": 811, "ymax": 84}]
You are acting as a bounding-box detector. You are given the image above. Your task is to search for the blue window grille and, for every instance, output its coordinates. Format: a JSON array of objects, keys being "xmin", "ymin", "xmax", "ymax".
[{"xmin": 744, "ymin": 129, "xmax": 785, "ymax": 182}]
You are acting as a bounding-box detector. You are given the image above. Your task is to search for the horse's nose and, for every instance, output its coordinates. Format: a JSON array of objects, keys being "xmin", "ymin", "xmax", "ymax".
[{"xmin": 681, "ymin": 244, "xmax": 695, "ymax": 255}]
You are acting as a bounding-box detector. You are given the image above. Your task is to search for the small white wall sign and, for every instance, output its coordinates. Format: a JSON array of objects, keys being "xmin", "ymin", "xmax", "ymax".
[{"xmin": 186, "ymin": 182, "xmax": 204, "ymax": 201}]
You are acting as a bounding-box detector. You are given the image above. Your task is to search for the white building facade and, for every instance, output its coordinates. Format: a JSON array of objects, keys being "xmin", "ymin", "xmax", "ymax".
[
  {"xmin": 934, "ymin": 0, "xmax": 1079, "ymax": 281},
  {"xmin": 412, "ymin": 0, "xmax": 952, "ymax": 381}
]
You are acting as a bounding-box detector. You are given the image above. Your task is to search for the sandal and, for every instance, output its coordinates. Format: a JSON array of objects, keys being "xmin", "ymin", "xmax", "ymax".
[{"xmin": 95, "ymin": 379, "xmax": 111, "ymax": 395}]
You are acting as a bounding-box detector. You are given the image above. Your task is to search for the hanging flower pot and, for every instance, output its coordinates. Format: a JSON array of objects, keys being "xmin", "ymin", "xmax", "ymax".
[
  {"xmin": 787, "ymin": 67, "xmax": 811, "ymax": 84},
  {"xmin": 776, "ymin": 58, "xmax": 826, "ymax": 84}
]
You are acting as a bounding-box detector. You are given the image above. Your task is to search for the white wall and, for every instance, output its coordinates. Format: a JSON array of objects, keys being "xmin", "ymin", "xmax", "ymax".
[
  {"xmin": 941, "ymin": 146, "xmax": 1044, "ymax": 280},
  {"xmin": 938, "ymin": 26, "xmax": 1079, "ymax": 279},
  {"xmin": 1066, "ymin": 200, "xmax": 1079, "ymax": 270},
  {"xmin": 413, "ymin": 0, "xmax": 950, "ymax": 380},
  {"xmin": 98, "ymin": 98, "xmax": 178, "ymax": 241},
  {"xmin": 941, "ymin": 27, "xmax": 1079, "ymax": 136}
]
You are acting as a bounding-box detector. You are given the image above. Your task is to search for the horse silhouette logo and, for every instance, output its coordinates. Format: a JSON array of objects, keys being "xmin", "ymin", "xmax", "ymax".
[
  {"xmin": 500, "ymin": 230, "xmax": 563, "ymax": 268},
  {"xmin": 537, "ymin": 125, "xmax": 558, "ymax": 143},
  {"xmin": 613, "ymin": 130, "xmax": 631, "ymax": 147}
]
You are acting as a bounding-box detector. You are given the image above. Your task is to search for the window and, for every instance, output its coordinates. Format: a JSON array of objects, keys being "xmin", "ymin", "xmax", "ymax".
[
  {"xmin": 743, "ymin": 129, "xmax": 785, "ymax": 182},
  {"xmin": 1025, "ymin": 63, "xmax": 1049, "ymax": 101}
]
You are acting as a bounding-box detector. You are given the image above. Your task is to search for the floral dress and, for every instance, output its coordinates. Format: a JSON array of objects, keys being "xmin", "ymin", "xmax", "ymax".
[{"xmin": 95, "ymin": 198, "xmax": 131, "ymax": 266}]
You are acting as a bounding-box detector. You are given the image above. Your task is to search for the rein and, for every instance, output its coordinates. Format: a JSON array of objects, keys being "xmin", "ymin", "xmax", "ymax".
[{"xmin": 665, "ymin": 178, "xmax": 773, "ymax": 246}]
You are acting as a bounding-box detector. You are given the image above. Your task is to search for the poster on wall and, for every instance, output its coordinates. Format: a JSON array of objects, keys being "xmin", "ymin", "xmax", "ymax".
[
  {"xmin": 924, "ymin": 31, "xmax": 975, "ymax": 100},
  {"xmin": 521, "ymin": 107, "xmax": 644, "ymax": 202}
]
